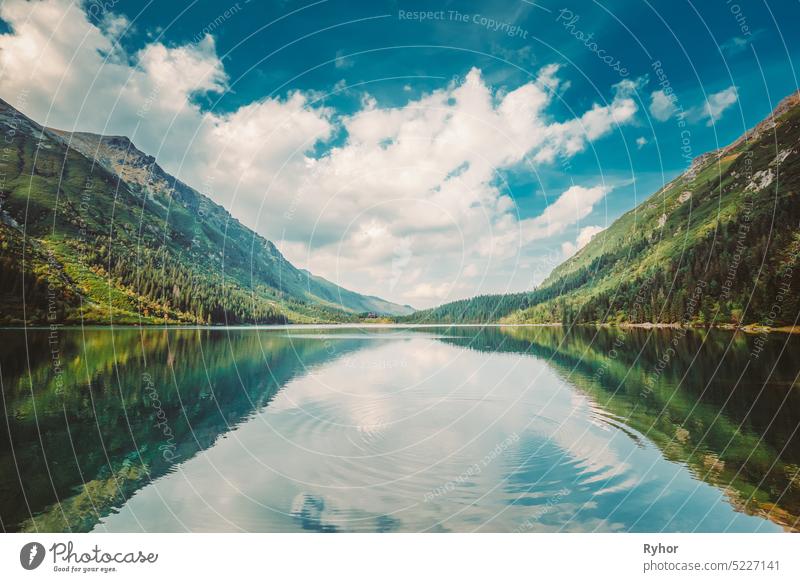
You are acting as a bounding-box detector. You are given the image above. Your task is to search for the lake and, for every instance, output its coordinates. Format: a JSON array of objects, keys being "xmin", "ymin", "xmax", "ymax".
[{"xmin": 1, "ymin": 325, "xmax": 798, "ymax": 532}]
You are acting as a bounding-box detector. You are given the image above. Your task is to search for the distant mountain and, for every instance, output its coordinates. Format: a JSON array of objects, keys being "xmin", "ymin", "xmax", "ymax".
[
  {"xmin": 45, "ymin": 128, "xmax": 414, "ymax": 317},
  {"xmin": 406, "ymin": 91, "xmax": 800, "ymax": 327},
  {"xmin": 0, "ymin": 98, "xmax": 412, "ymax": 324}
]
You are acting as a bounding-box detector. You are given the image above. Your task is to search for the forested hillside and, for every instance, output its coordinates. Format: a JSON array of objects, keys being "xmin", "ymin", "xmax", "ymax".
[
  {"xmin": 0, "ymin": 99, "xmax": 411, "ymax": 325},
  {"xmin": 406, "ymin": 91, "xmax": 800, "ymax": 328}
]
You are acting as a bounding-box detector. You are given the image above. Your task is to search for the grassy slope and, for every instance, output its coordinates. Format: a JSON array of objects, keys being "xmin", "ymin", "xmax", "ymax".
[
  {"xmin": 50, "ymin": 129, "xmax": 414, "ymax": 317},
  {"xmin": 406, "ymin": 92, "xmax": 800, "ymax": 326},
  {"xmin": 504, "ymin": 98, "xmax": 800, "ymax": 325},
  {"xmin": 0, "ymin": 99, "xmax": 410, "ymax": 324}
]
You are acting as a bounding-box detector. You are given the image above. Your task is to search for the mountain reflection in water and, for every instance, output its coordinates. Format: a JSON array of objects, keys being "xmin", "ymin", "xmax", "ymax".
[{"xmin": 0, "ymin": 325, "xmax": 797, "ymax": 532}]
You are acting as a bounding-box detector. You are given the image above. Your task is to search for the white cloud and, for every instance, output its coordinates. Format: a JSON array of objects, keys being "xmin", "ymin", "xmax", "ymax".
[
  {"xmin": 692, "ymin": 86, "xmax": 738, "ymax": 126},
  {"xmin": 99, "ymin": 11, "xmax": 130, "ymax": 39},
  {"xmin": 462, "ymin": 264, "xmax": 480, "ymax": 278},
  {"xmin": 561, "ymin": 225, "xmax": 605, "ymax": 258},
  {"xmin": 405, "ymin": 282, "xmax": 452, "ymax": 302},
  {"xmin": 522, "ymin": 186, "xmax": 609, "ymax": 242},
  {"xmin": 720, "ymin": 36, "xmax": 749, "ymax": 56},
  {"xmin": 649, "ymin": 89, "xmax": 677, "ymax": 121},
  {"xmin": 720, "ymin": 31, "xmax": 762, "ymax": 57},
  {"xmin": 636, "ymin": 136, "xmax": 648, "ymax": 149},
  {"xmin": 0, "ymin": 0, "xmax": 639, "ymax": 308},
  {"xmin": 649, "ymin": 85, "xmax": 738, "ymax": 128},
  {"xmin": 334, "ymin": 49, "xmax": 353, "ymax": 70}
]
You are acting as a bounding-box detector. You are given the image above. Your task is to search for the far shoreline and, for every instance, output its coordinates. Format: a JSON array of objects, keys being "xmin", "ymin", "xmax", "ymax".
[{"xmin": 2, "ymin": 321, "xmax": 799, "ymax": 334}]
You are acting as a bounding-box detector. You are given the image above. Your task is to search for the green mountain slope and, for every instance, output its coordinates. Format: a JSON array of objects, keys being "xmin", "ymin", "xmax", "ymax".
[
  {"xmin": 406, "ymin": 91, "xmax": 800, "ymax": 327},
  {"xmin": 0, "ymin": 98, "xmax": 412, "ymax": 324}
]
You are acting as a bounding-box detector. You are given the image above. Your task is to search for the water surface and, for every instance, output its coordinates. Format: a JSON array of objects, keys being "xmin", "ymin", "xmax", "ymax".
[{"xmin": 1, "ymin": 325, "xmax": 798, "ymax": 532}]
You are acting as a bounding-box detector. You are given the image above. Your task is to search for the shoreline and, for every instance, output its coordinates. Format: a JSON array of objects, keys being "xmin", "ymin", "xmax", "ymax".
[
  {"xmin": 2, "ymin": 321, "xmax": 799, "ymax": 333},
  {"xmin": 607, "ymin": 322, "xmax": 800, "ymax": 334}
]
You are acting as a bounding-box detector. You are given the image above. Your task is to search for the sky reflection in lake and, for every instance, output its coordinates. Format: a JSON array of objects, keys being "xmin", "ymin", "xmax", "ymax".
[{"xmin": 1, "ymin": 326, "xmax": 797, "ymax": 532}]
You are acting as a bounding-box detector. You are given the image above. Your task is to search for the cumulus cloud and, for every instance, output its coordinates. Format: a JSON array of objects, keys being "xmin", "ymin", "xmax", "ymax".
[
  {"xmin": 649, "ymin": 85, "xmax": 738, "ymax": 128},
  {"xmin": 522, "ymin": 186, "xmax": 609, "ymax": 242},
  {"xmin": 690, "ymin": 86, "xmax": 739, "ymax": 126},
  {"xmin": 0, "ymin": 1, "xmax": 229, "ymax": 142},
  {"xmin": 561, "ymin": 225, "xmax": 605, "ymax": 258},
  {"xmin": 0, "ymin": 0, "xmax": 638, "ymax": 307},
  {"xmin": 649, "ymin": 89, "xmax": 678, "ymax": 121}
]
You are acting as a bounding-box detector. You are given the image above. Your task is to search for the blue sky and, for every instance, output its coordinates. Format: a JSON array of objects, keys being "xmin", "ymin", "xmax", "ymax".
[{"xmin": 1, "ymin": 0, "xmax": 798, "ymax": 306}]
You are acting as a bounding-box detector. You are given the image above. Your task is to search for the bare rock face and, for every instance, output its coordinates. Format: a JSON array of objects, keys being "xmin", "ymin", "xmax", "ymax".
[{"xmin": 47, "ymin": 128, "xmax": 194, "ymax": 207}]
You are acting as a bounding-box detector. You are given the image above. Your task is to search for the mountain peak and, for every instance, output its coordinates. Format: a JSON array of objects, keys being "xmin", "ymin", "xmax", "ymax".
[
  {"xmin": 48, "ymin": 129, "xmax": 155, "ymax": 170},
  {"xmin": 717, "ymin": 89, "xmax": 800, "ymax": 159},
  {"xmin": 0, "ymin": 97, "xmax": 414, "ymax": 323}
]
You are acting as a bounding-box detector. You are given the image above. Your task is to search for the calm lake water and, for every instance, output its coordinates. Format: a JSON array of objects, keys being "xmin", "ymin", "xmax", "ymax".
[{"xmin": 1, "ymin": 325, "xmax": 798, "ymax": 532}]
